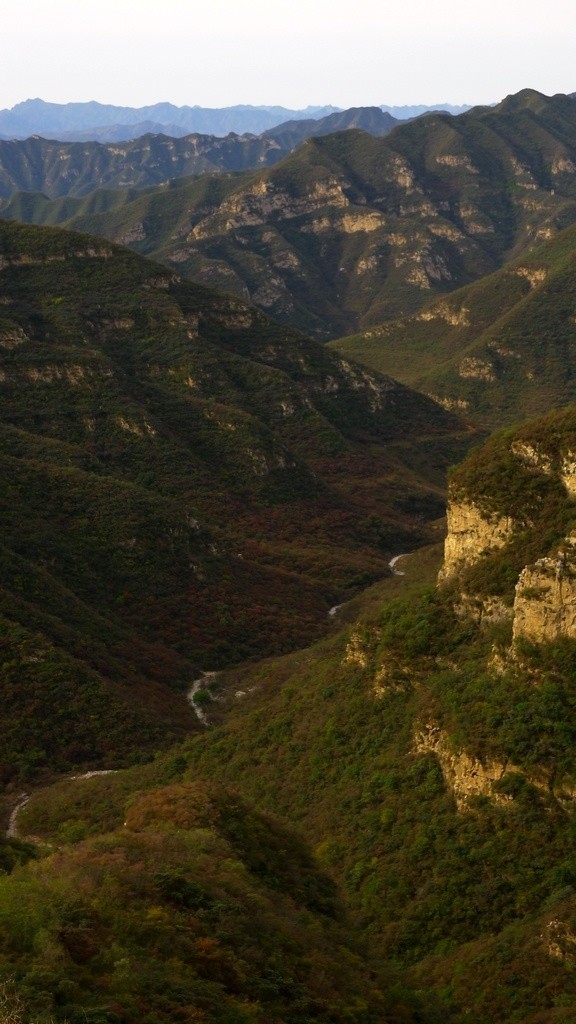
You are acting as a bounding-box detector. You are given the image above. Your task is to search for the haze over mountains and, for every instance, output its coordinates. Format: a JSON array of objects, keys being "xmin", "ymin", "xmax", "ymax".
[
  {"xmin": 0, "ymin": 107, "xmax": 399, "ymax": 201},
  {"xmin": 0, "ymin": 97, "xmax": 471, "ymax": 141}
]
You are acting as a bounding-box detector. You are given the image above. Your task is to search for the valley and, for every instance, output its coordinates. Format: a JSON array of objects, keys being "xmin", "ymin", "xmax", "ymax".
[
  {"xmin": 3, "ymin": 86, "xmax": 576, "ymax": 1024},
  {"xmin": 0, "ymin": 217, "xmax": 468, "ymax": 783},
  {"xmin": 14, "ymin": 410, "xmax": 576, "ymax": 1023}
]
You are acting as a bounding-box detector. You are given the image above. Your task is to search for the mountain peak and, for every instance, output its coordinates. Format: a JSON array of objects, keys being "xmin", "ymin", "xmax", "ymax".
[{"xmin": 495, "ymin": 87, "xmax": 553, "ymax": 114}]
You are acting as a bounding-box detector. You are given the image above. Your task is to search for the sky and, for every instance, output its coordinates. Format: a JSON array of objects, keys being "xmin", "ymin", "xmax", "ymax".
[{"xmin": 2, "ymin": 0, "xmax": 575, "ymax": 111}]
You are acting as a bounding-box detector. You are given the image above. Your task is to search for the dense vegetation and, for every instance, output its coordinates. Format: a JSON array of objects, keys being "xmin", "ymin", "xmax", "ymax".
[
  {"xmin": 6, "ymin": 95, "xmax": 576, "ymax": 1024},
  {"xmin": 0, "ymin": 779, "xmax": 442, "ymax": 1024},
  {"xmin": 14, "ymin": 532, "xmax": 576, "ymax": 1022},
  {"xmin": 0, "ymin": 218, "xmax": 467, "ymax": 779},
  {"xmin": 16, "ymin": 411, "xmax": 576, "ymax": 1022}
]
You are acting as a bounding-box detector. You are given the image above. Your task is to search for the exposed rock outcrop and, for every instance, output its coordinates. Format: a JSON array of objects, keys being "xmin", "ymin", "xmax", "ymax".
[
  {"xmin": 439, "ymin": 414, "xmax": 576, "ymax": 647},
  {"xmin": 417, "ymin": 301, "xmax": 470, "ymax": 326},
  {"xmin": 439, "ymin": 500, "xmax": 515, "ymax": 582},
  {"xmin": 543, "ymin": 918, "xmax": 576, "ymax": 963},
  {"xmin": 414, "ymin": 722, "xmax": 576, "ymax": 810},
  {"xmin": 191, "ymin": 178, "xmax": 350, "ymax": 237},
  {"xmin": 458, "ymin": 356, "xmax": 496, "ymax": 381},
  {"xmin": 413, "ymin": 723, "xmax": 511, "ymax": 809},
  {"xmin": 455, "ymin": 593, "xmax": 513, "ymax": 626},
  {"xmin": 513, "ymin": 536, "xmax": 576, "ymax": 644},
  {"xmin": 342, "ymin": 629, "xmax": 375, "ymax": 670}
]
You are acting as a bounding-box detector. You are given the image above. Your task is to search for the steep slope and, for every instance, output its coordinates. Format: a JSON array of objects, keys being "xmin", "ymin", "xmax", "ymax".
[
  {"xmin": 332, "ymin": 221, "xmax": 576, "ymax": 428},
  {"xmin": 0, "ymin": 218, "xmax": 467, "ymax": 781},
  {"xmin": 0, "ymin": 779, "xmax": 434, "ymax": 1024},
  {"xmin": 58, "ymin": 407, "xmax": 575, "ymax": 1024},
  {"xmin": 9, "ymin": 89, "xmax": 576, "ymax": 339}
]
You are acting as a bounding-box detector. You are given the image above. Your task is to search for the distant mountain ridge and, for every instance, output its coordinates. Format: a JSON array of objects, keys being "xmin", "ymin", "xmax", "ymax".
[
  {"xmin": 0, "ymin": 107, "xmax": 399, "ymax": 201},
  {"xmin": 262, "ymin": 106, "xmax": 397, "ymax": 148},
  {"xmin": 381, "ymin": 102, "xmax": 472, "ymax": 118},
  {"xmin": 9, "ymin": 88, "xmax": 576, "ymax": 340},
  {"xmin": 0, "ymin": 97, "xmax": 470, "ymax": 142},
  {"xmin": 0, "ymin": 98, "xmax": 341, "ymax": 139}
]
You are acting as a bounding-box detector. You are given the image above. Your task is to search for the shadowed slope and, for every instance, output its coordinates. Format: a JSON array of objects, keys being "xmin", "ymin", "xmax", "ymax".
[{"xmin": 0, "ymin": 218, "xmax": 467, "ymax": 780}]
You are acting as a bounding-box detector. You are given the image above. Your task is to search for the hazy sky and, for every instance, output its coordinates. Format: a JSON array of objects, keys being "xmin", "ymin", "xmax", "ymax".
[{"xmin": 3, "ymin": 0, "xmax": 575, "ymax": 110}]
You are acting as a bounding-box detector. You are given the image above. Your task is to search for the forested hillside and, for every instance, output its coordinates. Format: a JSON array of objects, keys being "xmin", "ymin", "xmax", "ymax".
[
  {"xmin": 0, "ymin": 218, "xmax": 467, "ymax": 781},
  {"xmin": 5, "ymin": 84, "xmax": 576, "ymax": 1024},
  {"xmin": 13, "ymin": 406, "xmax": 576, "ymax": 1021}
]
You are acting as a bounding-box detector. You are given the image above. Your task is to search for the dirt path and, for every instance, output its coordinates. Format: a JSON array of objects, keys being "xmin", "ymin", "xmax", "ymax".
[
  {"xmin": 187, "ymin": 671, "xmax": 220, "ymax": 726},
  {"xmin": 389, "ymin": 554, "xmax": 408, "ymax": 576},
  {"xmin": 5, "ymin": 770, "xmax": 118, "ymax": 841},
  {"xmin": 6, "ymin": 793, "xmax": 31, "ymax": 839}
]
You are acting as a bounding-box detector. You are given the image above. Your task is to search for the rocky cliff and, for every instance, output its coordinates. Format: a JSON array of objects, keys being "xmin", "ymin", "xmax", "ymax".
[
  {"xmin": 513, "ymin": 536, "xmax": 576, "ymax": 643},
  {"xmin": 438, "ymin": 499, "xmax": 515, "ymax": 582},
  {"xmin": 439, "ymin": 408, "xmax": 576, "ymax": 646}
]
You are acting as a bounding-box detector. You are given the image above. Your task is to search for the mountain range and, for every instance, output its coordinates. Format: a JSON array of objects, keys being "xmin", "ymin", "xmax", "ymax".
[
  {"xmin": 0, "ymin": 99, "xmax": 340, "ymax": 139},
  {"xmin": 0, "ymin": 107, "xmax": 398, "ymax": 201},
  {"xmin": 6, "ymin": 89, "xmax": 576, "ymax": 340},
  {"xmin": 0, "ymin": 97, "xmax": 470, "ymax": 140}
]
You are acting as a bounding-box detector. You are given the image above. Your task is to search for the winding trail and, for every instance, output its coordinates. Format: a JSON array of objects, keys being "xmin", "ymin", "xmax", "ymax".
[
  {"xmin": 187, "ymin": 671, "xmax": 220, "ymax": 727},
  {"xmin": 5, "ymin": 770, "xmax": 118, "ymax": 841},
  {"xmin": 328, "ymin": 553, "xmax": 409, "ymax": 619},
  {"xmin": 389, "ymin": 554, "xmax": 408, "ymax": 576},
  {"xmin": 6, "ymin": 793, "xmax": 31, "ymax": 839},
  {"xmin": 7, "ymin": 557, "xmax": 411, "ymax": 840}
]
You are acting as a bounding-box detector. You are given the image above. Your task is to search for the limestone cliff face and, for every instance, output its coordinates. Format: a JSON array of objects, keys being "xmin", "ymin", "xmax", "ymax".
[
  {"xmin": 191, "ymin": 178, "xmax": 350, "ymax": 237},
  {"xmin": 413, "ymin": 723, "xmax": 511, "ymax": 809},
  {"xmin": 455, "ymin": 593, "xmax": 512, "ymax": 626},
  {"xmin": 415, "ymin": 722, "xmax": 576, "ymax": 811},
  {"xmin": 513, "ymin": 536, "xmax": 576, "ymax": 644},
  {"xmin": 439, "ymin": 419, "xmax": 576, "ymax": 644},
  {"xmin": 438, "ymin": 499, "xmax": 515, "ymax": 582}
]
